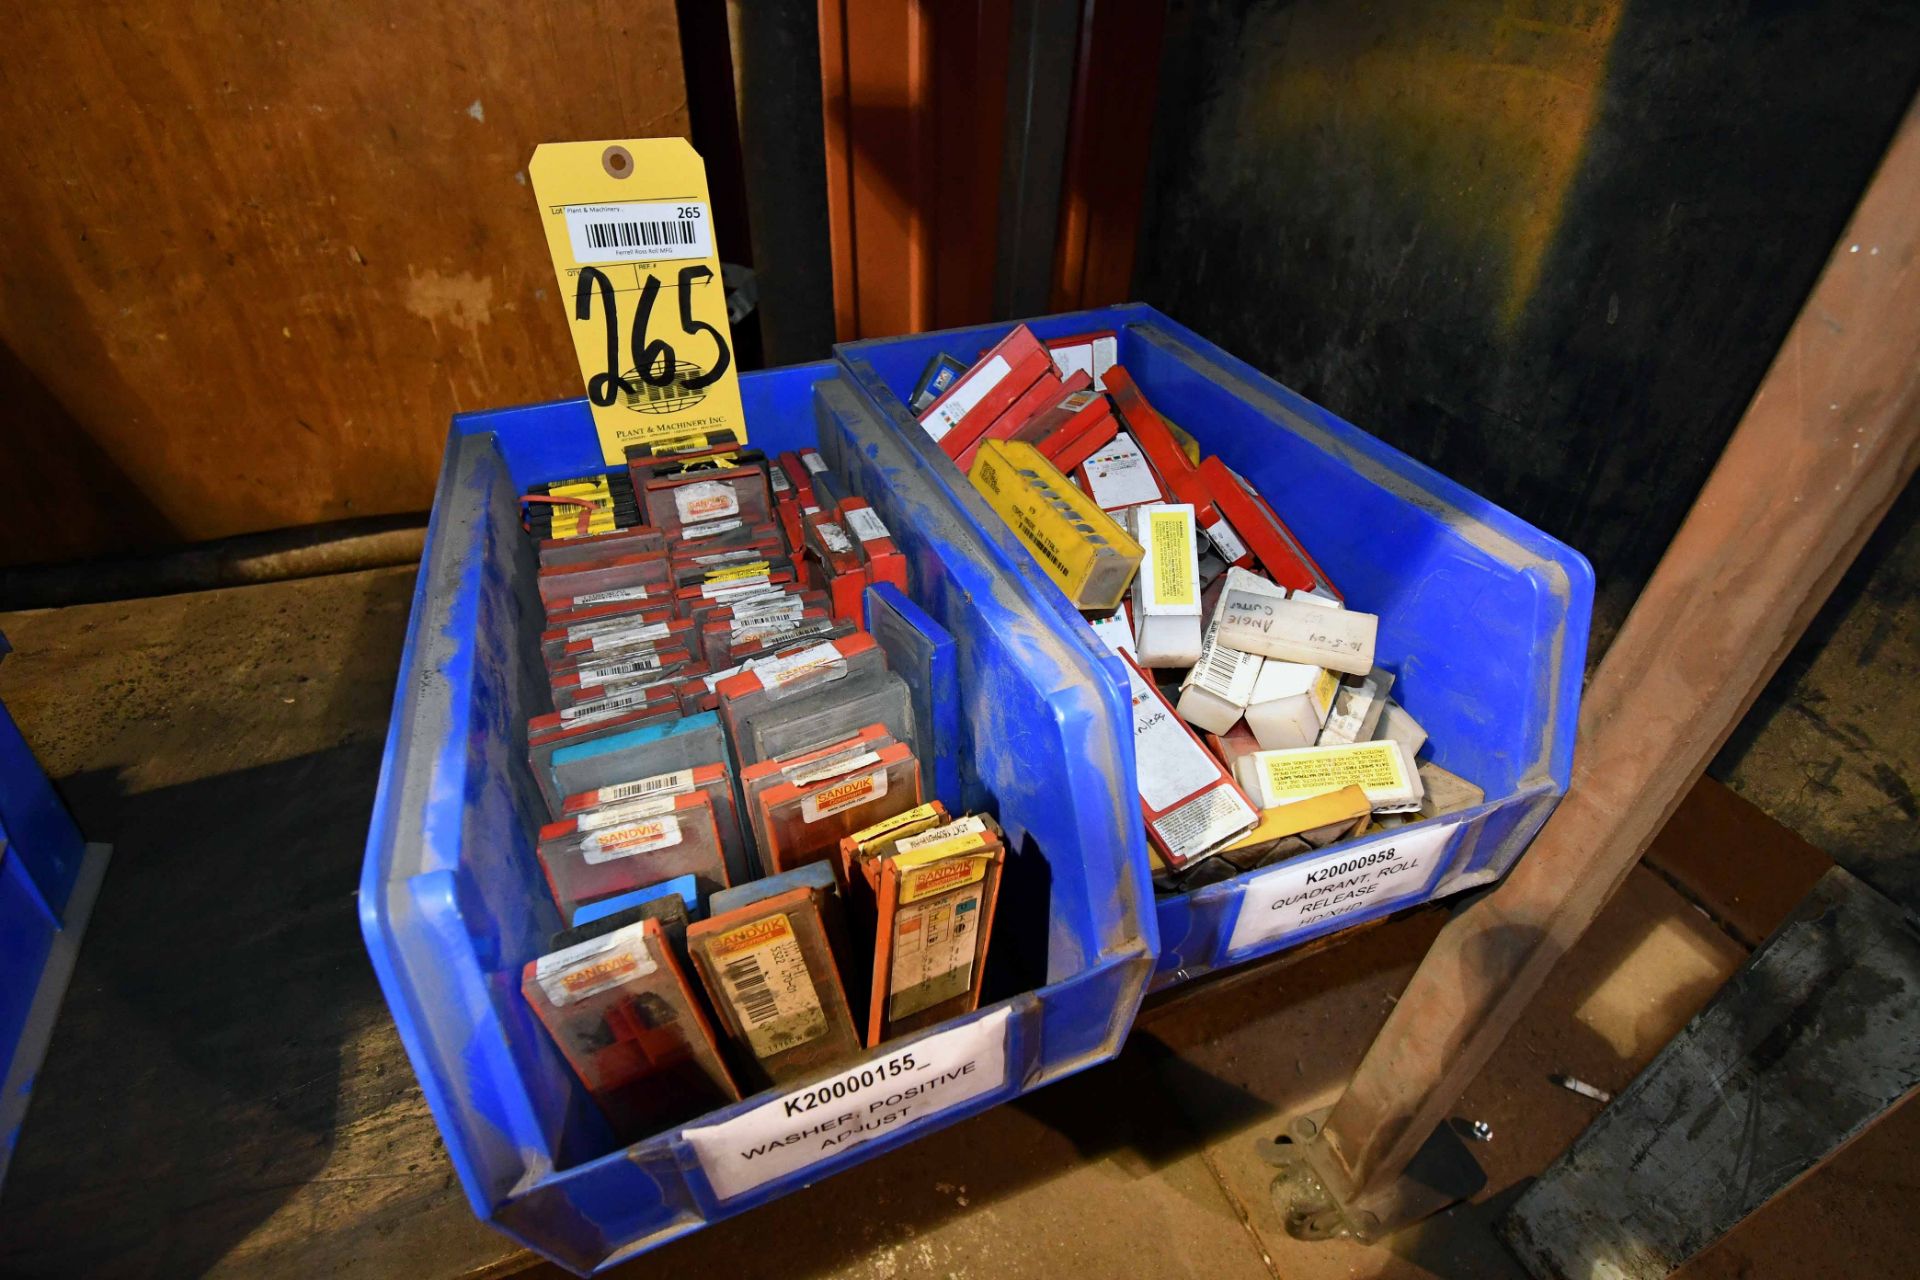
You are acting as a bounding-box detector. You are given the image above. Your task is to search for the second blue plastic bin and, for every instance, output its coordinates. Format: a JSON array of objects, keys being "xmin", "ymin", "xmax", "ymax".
[{"xmin": 835, "ymin": 304, "xmax": 1593, "ymax": 986}]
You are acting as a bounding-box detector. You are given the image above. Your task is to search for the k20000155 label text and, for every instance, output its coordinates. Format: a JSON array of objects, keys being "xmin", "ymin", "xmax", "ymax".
[{"xmin": 682, "ymin": 1006, "xmax": 1011, "ymax": 1200}]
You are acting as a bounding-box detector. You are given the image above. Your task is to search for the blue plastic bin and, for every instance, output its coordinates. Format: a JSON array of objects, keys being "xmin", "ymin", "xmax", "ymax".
[
  {"xmin": 358, "ymin": 363, "xmax": 1154, "ymax": 1272},
  {"xmin": 835, "ymin": 304, "xmax": 1593, "ymax": 987},
  {"xmin": 1, "ymin": 692, "xmax": 91, "ymax": 1181}
]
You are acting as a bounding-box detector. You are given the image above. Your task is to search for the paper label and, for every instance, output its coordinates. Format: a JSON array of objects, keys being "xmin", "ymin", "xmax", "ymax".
[
  {"xmin": 1215, "ymin": 590, "xmax": 1376, "ymax": 673},
  {"xmin": 890, "ymin": 883, "xmax": 984, "ymax": 1018},
  {"xmin": 769, "ymin": 466, "xmax": 792, "ymax": 493},
  {"xmin": 801, "ymin": 768, "xmax": 888, "ymax": 822},
  {"xmin": 1151, "ymin": 784, "xmax": 1256, "ymax": 866},
  {"xmin": 801, "ymin": 451, "xmax": 828, "ymax": 475},
  {"xmin": 596, "ymin": 769, "xmax": 695, "ymax": 805},
  {"xmin": 1251, "ymin": 741, "xmax": 1416, "ymax": 808},
  {"xmin": 1204, "ymin": 515, "xmax": 1249, "ymax": 564},
  {"xmin": 849, "ymin": 803, "xmax": 944, "ymax": 852},
  {"xmin": 893, "ymin": 816, "xmax": 988, "ymax": 860},
  {"xmin": 1080, "ymin": 433, "xmax": 1163, "ymax": 510},
  {"xmin": 672, "ymin": 479, "xmax": 740, "ymax": 525},
  {"xmin": 563, "ymin": 613, "xmax": 659, "ymax": 643},
  {"xmin": 921, "ymin": 354, "xmax": 1010, "ymax": 440},
  {"xmin": 760, "ymin": 642, "xmax": 848, "ymax": 691},
  {"xmin": 555, "ymin": 689, "xmax": 652, "ymax": 723},
  {"xmin": 895, "ymin": 848, "xmax": 991, "ymax": 899},
  {"xmin": 581, "ymin": 814, "xmax": 684, "ymax": 863},
  {"xmin": 844, "ymin": 506, "xmax": 890, "ymax": 543},
  {"xmin": 574, "ymin": 793, "xmax": 679, "ymax": 833},
  {"xmin": 587, "ymin": 620, "xmax": 671, "ymax": 652},
  {"xmin": 562, "ymin": 199, "xmax": 714, "ymax": 264},
  {"xmin": 1124, "ymin": 659, "xmax": 1221, "ymax": 812},
  {"xmin": 701, "ymin": 573, "xmax": 773, "ymax": 599},
  {"xmin": 1186, "ymin": 638, "xmax": 1262, "ymax": 707},
  {"xmin": 685, "ymin": 516, "xmax": 745, "ymax": 541},
  {"xmin": 683, "ymin": 1006, "xmax": 1011, "ymax": 1200},
  {"xmin": 1143, "ymin": 508, "xmax": 1198, "ymax": 610},
  {"xmin": 790, "ymin": 749, "xmax": 883, "ymax": 788},
  {"xmin": 574, "ymin": 654, "xmax": 665, "ymax": 689},
  {"xmin": 706, "ymin": 913, "xmax": 826, "ymax": 1059},
  {"xmin": 816, "ymin": 521, "xmax": 855, "ymax": 556},
  {"xmin": 530, "ymin": 140, "xmax": 747, "ymax": 464},
  {"xmin": 731, "ymin": 597, "xmax": 806, "ymax": 627},
  {"xmin": 567, "ymin": 584, "xmax": 652, "ymax": 607},
  {"xmin": 535, "ymin": 923, "xmax": 657, "ymax": 1005},
  {"xmin": 1227, "ymin": 823, "xmax": 1455, "ymax": 953}
]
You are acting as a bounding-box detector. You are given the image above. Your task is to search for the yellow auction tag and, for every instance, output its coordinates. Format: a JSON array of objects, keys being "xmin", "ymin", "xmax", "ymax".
[{"xmin": 529, "ymin": 139, "xmax": 748, "ymax": 465}]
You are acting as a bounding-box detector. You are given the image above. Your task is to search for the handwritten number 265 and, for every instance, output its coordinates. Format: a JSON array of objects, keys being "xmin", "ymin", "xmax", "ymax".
[{"xmin": 574, "ymin": 264, "xmax": 732, "ymax": 407}]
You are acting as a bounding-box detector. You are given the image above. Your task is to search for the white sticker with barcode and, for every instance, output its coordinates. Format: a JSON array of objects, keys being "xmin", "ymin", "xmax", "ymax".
[
  {"xmin": 920, "ymin": 355, "xmax": 1010, "ymax": 441},
  {"xmin": 588, "ymin": 621, "xmax": 671, "ymax": 652},
  {"xmin": 706, "ymin": 913, "xmax": 826, "ymax": 1060},
  {"xmin": 1185, "ymin": 639, "xmax": 1262, "ymax": 708},
  {"xmin": 563, "ymin": 200, "xmax": 713, "ymax": 265},
  {"xmin": 595, "ymin": 769, "xmax": 695, "ymax": 806},
  {"xmin": 556, "ymin": 690, "xmax": 649, "ymax": 723},
  {"xmin": 802, "ymin": 451, "xmax": 828, "ymax": 475},
  {"xmin": 732, "ymin": 597, "xmax": 806, "ymax": 626},
  {"xmin": 844, "ymin": 507, "xmax": 890, "ymax": 543}
]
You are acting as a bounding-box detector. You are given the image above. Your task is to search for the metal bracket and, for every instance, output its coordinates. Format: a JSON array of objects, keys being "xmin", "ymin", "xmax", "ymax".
[{"xmin": 1256, "ymin": 1108, "xmax": 1487, "ymax": 1243}]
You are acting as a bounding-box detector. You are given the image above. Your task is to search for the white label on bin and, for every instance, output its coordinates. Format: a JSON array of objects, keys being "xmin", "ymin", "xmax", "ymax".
[
  {"xmin": 1226, "ymin": 823, "xmax": 1456, "ymax": 955},
  {"xmin": 564, "ymin": 200, "xmax": 713, "ymax": 265},
  {"xmin": 920, "ymin": 355, "xmax": 1010, "ymax": 441},
  {"xmin": 801, "ymin": 450, "xmax": 828, "ymax": 475},
  {"xmin": 683, "ymin": 1006, "xmax": 1011, "ymax": 1200}
]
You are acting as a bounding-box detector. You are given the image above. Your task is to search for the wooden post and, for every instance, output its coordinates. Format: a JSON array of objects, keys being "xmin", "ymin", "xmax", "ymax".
[{"xmin": 1304, "ymin": 93, "xmax": 1920, "ymax": 1222}]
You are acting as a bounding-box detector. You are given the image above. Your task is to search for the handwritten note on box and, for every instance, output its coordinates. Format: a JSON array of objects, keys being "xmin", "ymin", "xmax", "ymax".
[{"xmin": 1214, "ymin": 590, "xmax": 1378, "ymax": 676}]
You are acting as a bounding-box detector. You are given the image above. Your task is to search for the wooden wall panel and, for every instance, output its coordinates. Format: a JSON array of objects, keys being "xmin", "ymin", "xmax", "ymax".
[{"xmin": 0, "ymin": 1, "xmax": 689, "ymax": 568}]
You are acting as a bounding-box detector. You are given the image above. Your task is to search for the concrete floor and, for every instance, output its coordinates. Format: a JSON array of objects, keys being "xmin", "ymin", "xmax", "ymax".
[{"xmin": 0, "ymin": 567, "xmax": 1914, "ymax": 1279}]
